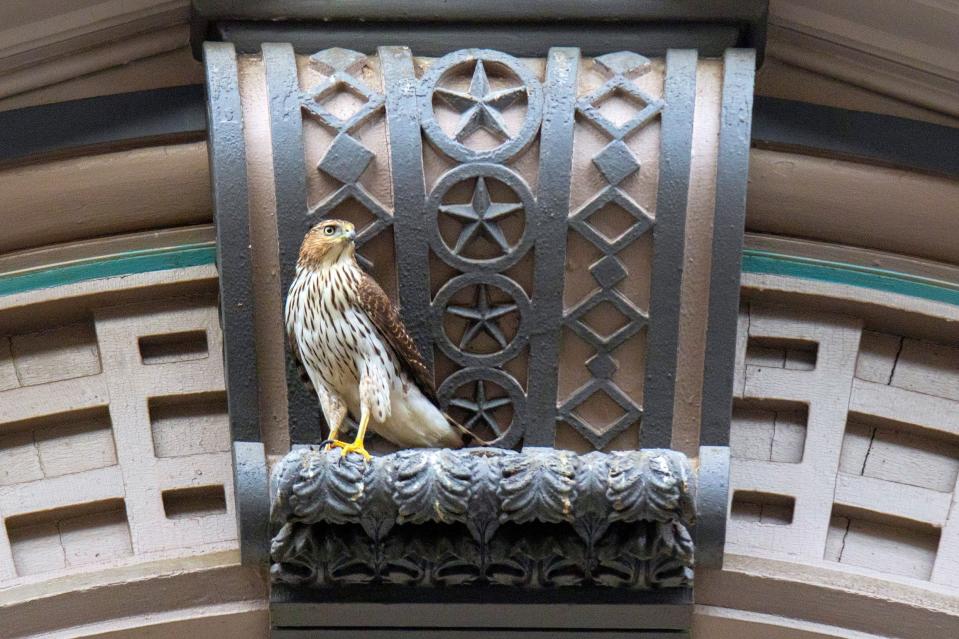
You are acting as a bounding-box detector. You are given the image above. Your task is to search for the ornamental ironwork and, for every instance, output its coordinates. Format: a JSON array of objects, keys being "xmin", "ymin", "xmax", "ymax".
[{"xmin": 271, "ymin": 447, "xmax": 696, "ymax": 588}]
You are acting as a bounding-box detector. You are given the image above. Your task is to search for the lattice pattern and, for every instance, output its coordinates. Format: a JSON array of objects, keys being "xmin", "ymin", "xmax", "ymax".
[
  {"xmin": 301, "ymin": 48, "xmax": 391, "ymax": 271},
  {"xmin": 0, "ymin": 292, "xmax": 236, "ymax": 584},
  {"xmin": 728, "ymin": 302, "xmax": 959, "ymax": 587},
  {"xmin": 558, "ymin": 53, "xmax": 663, "ymax": 449}
]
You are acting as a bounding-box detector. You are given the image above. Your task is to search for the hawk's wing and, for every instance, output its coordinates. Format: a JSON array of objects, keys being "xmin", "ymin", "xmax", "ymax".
[
  {"xmin": 356, "ymin": 273, "xmax": 438, "ymax": 402},
  {"xmin": 287, "ymin": 319, "xmax": 316, "ymax": 393}
]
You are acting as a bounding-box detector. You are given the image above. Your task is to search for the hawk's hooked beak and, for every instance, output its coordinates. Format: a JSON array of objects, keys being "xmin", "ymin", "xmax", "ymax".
[{"xmin": 345, "ymin": 227, "xmax": 356, "ymax": 241}]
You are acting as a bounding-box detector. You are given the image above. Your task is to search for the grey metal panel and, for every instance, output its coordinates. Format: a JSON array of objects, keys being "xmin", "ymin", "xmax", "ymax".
[
  {"xmin": 524, "ymin": 47, "xmax": 580, "ymax": 447},
  {"xmin": 0, "ymin": 85, "xmax": 206, "ymax": 167},
  {"xmin": 204, "ymin": 42, "xmax": 268, "ymax": 567},
  {"xmin": 693, "ymin": 445, "xmax": 730, "ymax": 569},
  {"xmin": 752, "ymin": 95, "xmax": 959, "ymax": 178},
  {"xmin": 699, "ymin": 49, "xmax": 756, "ymax": 447},
  {"xmin": 232, "ymin": 441, "xmax": 269, "ymax": 565},
  {"xmin": 262, "ymin": 42, "xmax": 322, "ymax": 444},
  {"xmin": 379, "ymin": 46, "xmax": 435, "ymax": 369},
  {"xmin": 213, "ymin": 22, "xmax": 744, "ymax": 58},
  {"xmin": 203, "ymin": 42, "xmax": 260, "ymax": 444},
  {"xmin": 640, "ymin": 49, "xmax": 698, "ymax": 450}
]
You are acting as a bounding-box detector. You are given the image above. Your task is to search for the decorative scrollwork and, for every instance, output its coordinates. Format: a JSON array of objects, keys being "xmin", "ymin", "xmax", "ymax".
[
  {"xmin": 271, "ymin": 447, "xmax": 695, "ymax": 589},
  {"xmin": 419, "ymin": 49, "xmax": 543, "ymax": 163}
]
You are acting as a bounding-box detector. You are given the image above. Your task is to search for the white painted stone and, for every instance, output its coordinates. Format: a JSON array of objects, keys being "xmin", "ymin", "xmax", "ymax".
[
  {"xmin": 0, "ymin": 430, "xmax": 43, "ymax": 486},
  {"xmin": 891, "ymin": 338, "xmax": 959, "ymax": 402},
  {"xmin": 10, "ymin": 322, "xmax": 101, "ymax": 386},
  {"xmin": 855, "ymin": 330, "xmax": 901, "ymax": 383}
]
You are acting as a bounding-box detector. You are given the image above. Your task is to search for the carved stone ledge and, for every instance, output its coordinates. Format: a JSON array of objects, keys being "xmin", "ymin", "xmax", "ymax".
[{"xmin": 270, "ymin": 447, "xmax": 697, "ymax": 589}]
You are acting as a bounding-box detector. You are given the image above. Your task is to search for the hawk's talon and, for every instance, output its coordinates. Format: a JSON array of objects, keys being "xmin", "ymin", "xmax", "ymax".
[{"xmin": 326, "ymin": 439, "xmax": 372, "ymax": 462}]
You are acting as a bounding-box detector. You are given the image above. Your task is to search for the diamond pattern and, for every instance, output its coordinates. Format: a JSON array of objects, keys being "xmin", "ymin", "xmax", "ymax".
[
  {"xmin": 571, "ymin": 189, "xmax": 653, "ymax": 252},
  {"xmin": 593, "ymin": 140, "xmax": 640, "ymax": 185},
  {"xmin": 302, "ymin": 48, "xmax": 391, "ymax": 275},
  {"xmin": 589, "ymin": 255, "xmax": 627, "ymax": 288},
  {"xmin": 586, "ymin": 353, "xmax": 618, "ymax": 379},
  {"xmin": 559, "ymin": 53, "xmax": 663, "ymax": 449},
  {"xmin": 318, "ymin": 133, "xmax": 374, "ymax": 184},
  {"xmin": 567, "ymin": 290, "xmax": 646, "ymax": 349},
  {"xmin": 576, "ymin": 75, "xmax": 663, "ymax": 140},
  {"xmin": 594, "ymin": 51, "xmax": 651, "ymax": 77}
]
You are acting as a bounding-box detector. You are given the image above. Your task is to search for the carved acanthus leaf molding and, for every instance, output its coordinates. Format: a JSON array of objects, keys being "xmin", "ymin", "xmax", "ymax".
[{"xmin": 270, "ymin": 447, "xmax": 695, "ymax": 588}]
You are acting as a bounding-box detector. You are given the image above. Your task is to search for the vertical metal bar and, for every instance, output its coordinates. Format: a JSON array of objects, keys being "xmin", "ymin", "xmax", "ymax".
[
  {"xmin": 262, "ymin": 42, "xmax": 322, "ymax": 444},
  {"xmin": 204, "ymin": 42, "xmax": 268, "ymax": 565},
  {"xmin": 379, "ymin": 46, "xmax": 435, "ymax": 368},
  {"xmin": 525, "ymin": 47, "xmax": 579, "ymax": 447},
  {"xmin": 699, "ymin": 49, "xmax": 756, "ymax": 446},
  {"xmin": 641, "ymin": 49, "xmax": 698, "ymax": 449},
  {"xmin": 203, "ymin": 41, "xmax": 260, "ymax": 443}
]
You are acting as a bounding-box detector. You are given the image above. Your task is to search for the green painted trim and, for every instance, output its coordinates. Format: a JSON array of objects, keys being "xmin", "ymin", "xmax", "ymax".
[
  {"xmin": 743, "ymin": 249, "xmax": 959, "ymax": 307},
  {"xmin": 0, "ymin": 243, "xmax": 216, "ymax": 297}
]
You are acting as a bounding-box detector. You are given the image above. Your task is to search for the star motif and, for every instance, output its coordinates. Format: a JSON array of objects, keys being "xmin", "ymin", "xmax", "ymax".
[
  {"xmin": 434, "ymin": 60, "xmax": 526, "ymax": 142},
  {"xmin": 446, "ymin": 284, "xmax": 518, "ymax": 351},
  {"xmin": 449, "ymin": 380, "xmax": 512, "ymax": 435},
  {"xmin": 439, "ymin": 177, "xmax": 523, "ymax": 255}
]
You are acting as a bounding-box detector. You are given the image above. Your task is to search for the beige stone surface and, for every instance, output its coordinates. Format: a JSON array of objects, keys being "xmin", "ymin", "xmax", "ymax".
[{"xmin": 0, "ymin": 142, "xmax": 211, "ymax": 254}]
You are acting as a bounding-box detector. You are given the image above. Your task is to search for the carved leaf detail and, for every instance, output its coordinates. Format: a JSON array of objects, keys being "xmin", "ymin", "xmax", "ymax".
[
  {"xmin": 499, "ymin": 449, "xmax": 578, "ymax": 524},
  {"xmin": 466, "ymin": 449, "xmax": 514, "ymax": 542},
  {"xmin": 571, "ymin": 450, "xmax": 612, "ymax": 545},
  {"xmin": 358, "ymin": 455, "xmax": 398, "ymax": 541},
  {"xmin": 393, "ymin": 449, "xmax": 474, "ymax": 525},
  {"xmin": 288, "ymin": 449, "xmax": 366, "ymax": 524},
  {"xmin": 607, "ymin": 451, "xmax": 685, "ymax": 523},
  {"xmin": 269, "ymin": 446, "xmax": 697, "ymax": 589}
]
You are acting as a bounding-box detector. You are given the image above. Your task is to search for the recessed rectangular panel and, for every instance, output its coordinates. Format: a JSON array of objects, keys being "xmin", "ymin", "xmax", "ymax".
[
  {"xmin": 6, "ymin": 499, "xmax": 131, "ymax": 577},
  {"xmin": 148, "ymin": 392, "xmax": 230, "ymax": 457},
  {"xmin": 162, "ymin": 485, "xmax": 228, "ymax": 519},
  {"xmin": 138, "ymin": 330, "xmax": 209, "ymax": 365},
  {"xmin": 827, "ymin": 506, "xmax": 940, "ymax": 581},
  {"xmin": 9, "ymin": 321, "xmax": 101, "ymax": 386},
  {"xmin": 731, "ymin": 491, "xmax": 795, "ymax": 525}
]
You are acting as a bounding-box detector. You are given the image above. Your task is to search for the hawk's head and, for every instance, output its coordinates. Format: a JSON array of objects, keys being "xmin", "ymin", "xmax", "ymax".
[{"xmin": 298, "ymin": 219, "xmax": 357, "ymax": 267}]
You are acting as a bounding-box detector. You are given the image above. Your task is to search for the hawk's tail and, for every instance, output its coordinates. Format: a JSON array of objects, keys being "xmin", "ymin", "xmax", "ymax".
[{"xmin": 442, "ymin": 411, "xmax": 493, "ymax": 447}]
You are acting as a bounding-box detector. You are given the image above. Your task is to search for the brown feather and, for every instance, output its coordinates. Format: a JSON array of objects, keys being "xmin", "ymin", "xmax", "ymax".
[{"xmin": 355, "ymin": 272, "xmax": 438, "ymax": 403}]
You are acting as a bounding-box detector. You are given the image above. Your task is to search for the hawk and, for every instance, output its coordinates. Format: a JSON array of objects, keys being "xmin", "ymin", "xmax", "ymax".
[{"xmin": 285, "ymin": 219, "xmax": 465, "ymax": 460}]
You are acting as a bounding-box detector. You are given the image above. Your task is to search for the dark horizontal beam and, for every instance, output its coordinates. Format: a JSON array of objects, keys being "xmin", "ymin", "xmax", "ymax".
[
  {"xmin": 213, "ymin": 21, "xmax": 745, "ymax": 59},
  {"xmin": 193, "ymin": 0, "xmax": 766, "ymax": 24},
  {"xmin": 2, "ymin": 84, "xmax": 955, "ymax": 181},
  {"xmin": 191, "ymin": 0, "xmax": 768, "ymax": 61},
  {"xmin": 0, "ymin": 85, "xmax": 206, "ymax": 167},
  {"xmin": 752, "ymin": 96, "xmax": 959, "ymax": 178}
]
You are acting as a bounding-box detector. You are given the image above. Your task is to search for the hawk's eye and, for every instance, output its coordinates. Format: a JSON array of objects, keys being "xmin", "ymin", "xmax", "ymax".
[{"xmin": 323, "ymin": 226, "xmax": 336, "ymax": 236}]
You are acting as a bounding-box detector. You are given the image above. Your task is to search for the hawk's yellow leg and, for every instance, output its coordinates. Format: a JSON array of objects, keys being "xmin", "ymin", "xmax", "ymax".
[{"xmin": 329, "ymin": 412, "xmax": 372, "ymax": 461}]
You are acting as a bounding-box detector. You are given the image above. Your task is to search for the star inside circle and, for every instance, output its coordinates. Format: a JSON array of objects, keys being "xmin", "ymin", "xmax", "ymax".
[
  {"xmin": 439, "ymin": 177, "xmax": 523, "ymax": 256},
  {"xmin": 445, "ymin": 283, "xmax": 518, "ymax": 352},
  {"xmin": 448, "ymin": 380, "xmax": 512, "ymax": 436},
  {"xmin": 434, "ymin": 60, "xmax": 526, "ymax": 143}
]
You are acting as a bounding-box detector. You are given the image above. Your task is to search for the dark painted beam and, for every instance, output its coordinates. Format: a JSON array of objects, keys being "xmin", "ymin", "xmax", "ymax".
[
  {"xmin": 0, "ymin": 85, "xmax": 206, "ymax": 167},
  {"xmin": 191, "ymin": 0, "xmax": 768, "ymax": 61},
  {"xmin": 212, "ymin": 21, "xmax": 746, "ymax": 59},
  {"xmin": 5, "ymin": 85, "xmax": 954, "ymax": 181},
  {"xmin": 193, "ymin": 0, "xmax": 766, "ymax": 23},
  {"xmin": 752, "ymin": 96, "xmax": 959, "ymax": 178}
]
